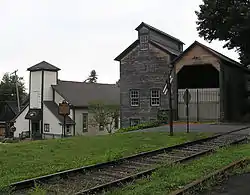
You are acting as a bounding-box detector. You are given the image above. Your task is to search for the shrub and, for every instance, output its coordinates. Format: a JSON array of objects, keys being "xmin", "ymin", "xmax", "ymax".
[
  {"xmin": 116, "ymin": 120, "xmax": 162, "ymax": 133},
  {"xmin": 157, "ymin": 109, "xmax": 169, "ymax": 123}
]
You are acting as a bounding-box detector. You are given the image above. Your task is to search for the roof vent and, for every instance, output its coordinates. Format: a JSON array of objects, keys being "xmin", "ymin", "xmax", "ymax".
[{"xmin": 247, "ymin": 64, "xmax": 250, "ymax": 69}]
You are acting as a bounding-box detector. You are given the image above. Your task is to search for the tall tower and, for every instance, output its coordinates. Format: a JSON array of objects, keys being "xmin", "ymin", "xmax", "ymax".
[{"xmin": 26, "ymin": 61, "xmax": 60, "ymax": 138}]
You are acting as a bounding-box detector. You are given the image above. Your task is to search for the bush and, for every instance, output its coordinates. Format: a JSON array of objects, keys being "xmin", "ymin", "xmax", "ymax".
[
  {"xmin": 157, "ymin": 109, "xmax": 169, "ymax": 123},
  {"xmin": 116, "ymin": 120, "xmax": 162, "ymax": 133}
]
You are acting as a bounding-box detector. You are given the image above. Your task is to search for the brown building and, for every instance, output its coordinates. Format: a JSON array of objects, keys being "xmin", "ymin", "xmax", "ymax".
[
  {"xmin": 115, "ymin": 22, "xmax": 184, "ymax": 127},
  {"xmin": 115, "ymin": 23, "xmax": 250, "ymax": 128},
  {"xmin": 173, "ymin": 41, "xmax": 250, "ymax": 122}
]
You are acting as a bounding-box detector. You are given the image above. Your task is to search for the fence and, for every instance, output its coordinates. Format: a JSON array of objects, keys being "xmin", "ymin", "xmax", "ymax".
[{"xmin": 178, "ymin": 88, "xmax": 220, "ymax": 121}]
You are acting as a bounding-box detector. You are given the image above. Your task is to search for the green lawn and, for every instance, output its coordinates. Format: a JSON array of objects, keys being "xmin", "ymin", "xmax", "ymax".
[
  {"xmin": 0, "ymin": 132, "xmax": 210, "ymax": 188},
  {"xmin": 107, "ymin": 143, "xmax": 250, "ymax": 195}
]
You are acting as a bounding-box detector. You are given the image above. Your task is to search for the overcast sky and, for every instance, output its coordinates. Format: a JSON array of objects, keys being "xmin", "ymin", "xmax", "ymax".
[{"xmin": 0, "ymin": 0, "xmax": 239, "ymax": 91}]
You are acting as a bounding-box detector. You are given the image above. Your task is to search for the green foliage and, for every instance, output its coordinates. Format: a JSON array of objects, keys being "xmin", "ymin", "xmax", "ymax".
[
  {"xmin": 108, "ymin": 143, "xmax": 250, "ymax": 195},
  {"xmin": 157, "ymin": 109, "xmax": 169, "ymax": 123},
  {"xmin": 0, "ymin": 132, "xmax": 209, "ymax": 189},
  {"xmin": 196, "ymin": 0, "xmax": 250, "ymax": 65},
  {"xmin": 0, "ymin": 72, "xmax": 27, "ymax": 110},
  {"xmin": 116, "ymin": 121, "xmax": 161, "ymax": 133},
  {"xmin": 28, "ymin": 183, "xmax": 46, "ymax": 195},
  {"xmin": 85, "ymin": 70, "xmax": 98, "ymax": 83},
  {"xmin": 88, "ymin": 101, "xmax": 119, "ymax": 133}
]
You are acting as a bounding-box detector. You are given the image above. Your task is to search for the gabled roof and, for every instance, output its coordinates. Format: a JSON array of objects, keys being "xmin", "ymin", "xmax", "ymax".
[
  {"xmin": 27, "ymin": 61, "xmax": 61, "ymax": 72},
  {"xmin": 0, "ymin": 102, "xmax": 17, "ymax": 122},
  {"xmin": 114, "ymin": 40, "xmax": 139, "ymax": 61},
  {"xmin": 150, "ymin": 40, "xmax": 181, "ymax": 56},
  {"xmin": 44, "ymin": 101, "xmax": 75, "ymax": 125},
  {"xmin": 135, "ymin": 22, "xmax": 185, "ymax": 44},
  {"xmin": 114, "ymin": 40, "xmax": 181, "ymax": 61},
  {"xmin": 171, "ymin": 41, "xmax": 248, "ymax": 71},
  {"xmin": 52, "ymin": 80, "xmax": 120, "ymax": 107},
  {"xmin": 5, "ymin": 101, "xmax": 19, "ymax": 115}
]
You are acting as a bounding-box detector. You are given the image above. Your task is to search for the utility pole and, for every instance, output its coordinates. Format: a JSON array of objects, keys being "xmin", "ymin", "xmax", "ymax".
[{"xmin": 11, "ymin": 70, "xmax": 20, "ymax": 112}]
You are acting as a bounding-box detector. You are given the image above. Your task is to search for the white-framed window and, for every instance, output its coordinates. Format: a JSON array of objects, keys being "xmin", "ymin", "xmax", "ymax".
[
  {"xmin": 130, "ymin": 89, "xmax": 140, "ymax": 107},
  {"xmin": 151, "ymin": 89, "xmax": 160, "ymax": 106},
  {"xmin": 44, "ymin": 123, "xmax": 50, "ymax": 132},
  {"xmin": 66, "ymin": 125, "xmax": 71, "ymax": 134},
  {"xmin": 82, "ymin": 113, "xmax": 88, "ymax": 132},
  {"xmin": 130, "ymin": 119, "xmax": 140, "ymax": 127},
  {"xmin": 140, "ymin": 34, "xmax": 148, "ymax": 50}
]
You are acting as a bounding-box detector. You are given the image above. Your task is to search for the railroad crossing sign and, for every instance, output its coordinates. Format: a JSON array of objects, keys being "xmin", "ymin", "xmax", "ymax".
[
  {"xmin": 163, "ymin": 75, "xmax": 173, "ymax": 95},
  {"xmin": 183, "ymin": 88, "xmax": 191, "ymax": 105}
]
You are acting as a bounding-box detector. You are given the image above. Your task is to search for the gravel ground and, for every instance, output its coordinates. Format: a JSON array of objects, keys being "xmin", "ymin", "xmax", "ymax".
[{"xmin": 201, "ymin": 173, "xmax": 250, "ymax": 195}]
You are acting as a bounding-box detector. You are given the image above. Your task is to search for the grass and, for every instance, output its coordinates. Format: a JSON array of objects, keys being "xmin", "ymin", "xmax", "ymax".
[
  {"xmin": 107, "ymin": 143, "xmax": 250, "ymax": 195},
  {"xmin": 0, "ymin": 131, "xmax": 210, "ymax": 188}
]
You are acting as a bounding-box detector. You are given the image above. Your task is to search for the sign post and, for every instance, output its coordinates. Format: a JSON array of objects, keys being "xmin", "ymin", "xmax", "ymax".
[
  {"xmin": 183, "ymin": 88, "xmax": 191, "ymax": 133},
  {"xmin": 58, "ymin": 100, "xmax": 70, "ymax": 138},
  {"xmin": 163, "ymin": 74, "xmax": 174, "ymax": 136}
]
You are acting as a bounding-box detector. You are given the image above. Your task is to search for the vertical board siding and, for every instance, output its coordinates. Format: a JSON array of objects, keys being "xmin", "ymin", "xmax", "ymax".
[{"xmin": 178, "ymin": 88, "xmax": 220, "ymax": 121}]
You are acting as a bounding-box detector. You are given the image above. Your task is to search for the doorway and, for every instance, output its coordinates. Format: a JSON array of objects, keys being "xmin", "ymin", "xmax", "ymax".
[{"xmin": 31, "ymin": 121, "xmax": 41, "ymax": 139}]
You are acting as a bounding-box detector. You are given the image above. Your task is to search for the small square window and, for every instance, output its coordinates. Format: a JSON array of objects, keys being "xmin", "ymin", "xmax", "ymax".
[
  {"xmin": 130, "ymin": 90, "xmax": 140, "ymax": 107},
  {"xmin": 151, "ymin": 90, "xmax": 160, "ymax": 107},
  {"xmin": 44, "ymin": 124, "xmax": 50, "ymax": 132},
  {"xmin": 130, "ymin": 119, "xmax": 140, "ymax": 127}
]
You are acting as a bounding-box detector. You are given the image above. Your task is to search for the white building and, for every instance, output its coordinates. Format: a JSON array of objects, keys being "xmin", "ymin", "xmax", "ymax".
[{"xmin": 12, "ymin": 61, "xmax": 120, "ymax": 139}]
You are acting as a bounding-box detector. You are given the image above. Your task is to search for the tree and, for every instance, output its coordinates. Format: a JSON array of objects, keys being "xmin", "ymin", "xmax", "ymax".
[
  {"xmin": 0, "ymin": 73, "xmax": 27, "ymax": 110},
  {"xmin": 88, "ymin": 101, "xmax": 119, "ymax": 134},
  {"xmin": 85, "ymin": 70, "xmax": 98, "ymax": 83},
  {"xmin": 195, "ymin": 0, "xmax": 250, "ymax": 65}
]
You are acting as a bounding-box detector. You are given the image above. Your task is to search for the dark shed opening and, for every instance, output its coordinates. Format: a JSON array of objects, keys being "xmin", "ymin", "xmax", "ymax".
[{"xmin": 177, "ymin": 64, "xmax": 219, "ymax": 89}]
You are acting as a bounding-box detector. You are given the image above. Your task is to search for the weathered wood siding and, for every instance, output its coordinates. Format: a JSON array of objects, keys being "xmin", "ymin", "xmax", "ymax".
[
  {"xmin": 222, "ymin": 62, "xmax": 248, "ymax": 121},
  {"xmin": 150, "ymin": 31, "xmax": 182, "ymax": 52}
]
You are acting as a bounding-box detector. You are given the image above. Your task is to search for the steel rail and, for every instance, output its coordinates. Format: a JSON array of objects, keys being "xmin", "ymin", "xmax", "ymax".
[{"xmin": 5, "ymin": 126, "xmax": 250, "ymax": 195}]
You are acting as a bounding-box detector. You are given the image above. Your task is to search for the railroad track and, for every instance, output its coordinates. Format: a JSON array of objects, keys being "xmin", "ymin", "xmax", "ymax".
[{"xmin": 5, "ymin": 127, "xmax": 250, "ymax": 195}]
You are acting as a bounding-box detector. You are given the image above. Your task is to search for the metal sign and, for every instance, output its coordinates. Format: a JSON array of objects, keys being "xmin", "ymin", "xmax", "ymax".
[
  {"xmin": 183, "ymin": 88, "xmax": 191, "ymax": 105},
  {"xmin": 58, "ymin": 100, "xmax": 70, "ymax": 116}
]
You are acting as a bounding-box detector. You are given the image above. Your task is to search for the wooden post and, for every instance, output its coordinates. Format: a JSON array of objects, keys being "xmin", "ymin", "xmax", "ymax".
[
  {"xmin": 197, "ymin": 89, "xmax": 199, "ymax": 122},
  {"xmin": 63, "ymin": 115, "xmax": 66, "ymax": 137}
]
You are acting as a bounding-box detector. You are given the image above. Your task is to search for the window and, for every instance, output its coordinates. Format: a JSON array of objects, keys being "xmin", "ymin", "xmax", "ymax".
[
  {"xmin": 44, "ymin": 124, "xmax": 50, "ymax": 132},
  {"xmin": 130, "ymin": 119, "xmax": 140, "ymax": 127},
  {"xmin": 130, "ymin": 90, "xmax": 140, "ymax": 107},
  {"xmin": 82, "ymin": 113, "xmax": 88, "ymax": 132},
  {"xmin": 151, "ymin": 89, "xmax": 160, "ymax": 106},
  {"xmin": 140, "ymin": 35, "xmax": 148, "ymax": 50},
  {"xmin": 114, "ymin": 116, "xmax": 119, "ymax": 129},
  {"xmin": 66, "ymin": 125, "xmax": 71, "ymax": 134}
]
